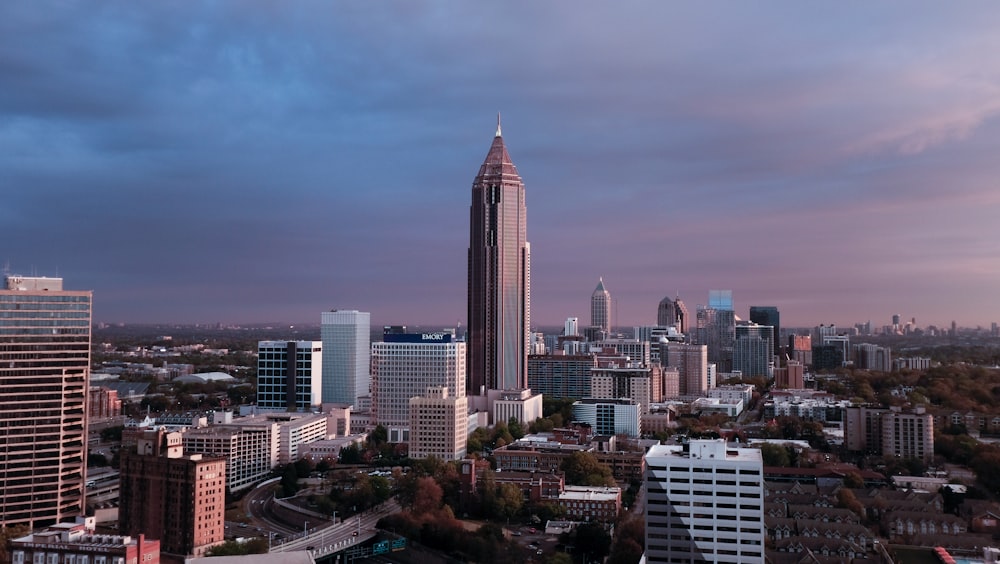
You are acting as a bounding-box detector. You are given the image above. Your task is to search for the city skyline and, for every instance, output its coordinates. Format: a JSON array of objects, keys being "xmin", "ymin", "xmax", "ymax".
[{"xmin": 4, "ymin": 3, "xmax": 1000, "ymax": 328}]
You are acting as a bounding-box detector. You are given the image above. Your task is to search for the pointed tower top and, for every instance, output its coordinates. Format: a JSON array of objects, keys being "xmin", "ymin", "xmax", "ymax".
[
  {"xmin": 594, "ymin": 277, "xmax": 607, "ymax": 293},
  {"xmin": 496, "ymin": 112, "xmax": 502, "ymax": 137}
]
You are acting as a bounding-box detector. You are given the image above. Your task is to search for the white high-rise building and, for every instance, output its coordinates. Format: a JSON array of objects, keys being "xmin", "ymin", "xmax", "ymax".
[
  {"xmin": 256, "ymin": 341, "xmax": 322, "ymax": 412},
  {"xmin": 644, "ymin": 439, "xmax": 765, "ymax": 563},
  {"xmin": 591, "ymin": 278, "xmax": 612, "ymax": 335},
  {"xmin": 371, "ymin": 330, "xmax": 465, "ymax": 443},
  {"xmin": 321, "ymin": 310, "xmax": 370, "ymax": 407},
  {"xmin": 565, "ymin": 317, "xmax": 579, "ymax": 337}
]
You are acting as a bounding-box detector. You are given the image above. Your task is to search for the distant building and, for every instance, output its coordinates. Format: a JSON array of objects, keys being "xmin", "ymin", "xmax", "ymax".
[
  {"xmin": 572, "ymin": 398, "xmax": 641, "ymax": 437},
  {"xmin": 657, "ymin": 296, "xmax": 687, "ymax": 332},
  {"xmin": 854, "ymin": 343, "xmax": 892, "ymax": 372},
  {"xmin": 371, "ymin": 330, "xmax": 465, "ymax": 443},
  {"xmin": 89, "ymin": 385, "xmax": 123, "ymax": 418},
  {"xmin": 773, "ymin": 359, "xmax": 805, "ymax": 389},
  {"xmin": 733, "ymin": 323, "xmax": 774, "ymax": 378},
  {"xmin": 694, "ymin": 291, "xmax": 736, "ymax": 373},
  {"xmin": 748, "ymin": 306, "xmax": 780, "ymax": 355},
  {"xmin": 664, "ymin": 342, "xmax": 708, "ymax": 396},
  {"xmin": 119, "ymin": 429, "xmax": 226, "ymax": 557},
  {"xmin": 409, "ymin": 387, "xmax": 468, "ymax": 461},
  {"xmin": 527, "ymin": 353, "xmax": 596, "ymax": 399},
  {"xmin": 788, "ymin": 334, "xmax": 812, "ymax": 366},
  {"xmin": 10, "ymin": 518, "xmax": 160, "ymax": 564},
  {"xmin": 1, "ymin": 275, "xmax": 92, "ymax": 529},
  {"xmin": 256, "ymin": 340, "xmax": 323, "ymax": 412},
  {"xmin": 321, "ymin": 310, "xmax": 370, "ymax": 407},
  {"xmin": 644, "ymin": 440, "xmax": 765, "ymax": 563},
  {"xmin": 590, "ymin": 364, "xmax": 660, "ymax": 414},
  {"xmin": 591, "ymin": 278, "xmax": 612, "ymax": 336},
  {"xmin": 845, "ymin": 406, "xmax": 934, "ymax": 462}
]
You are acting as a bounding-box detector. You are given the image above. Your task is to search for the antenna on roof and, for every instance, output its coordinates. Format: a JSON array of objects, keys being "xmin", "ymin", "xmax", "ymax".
[{"xmin": 496, "ymin": 112, "xmax": 502, "ymax": 137}]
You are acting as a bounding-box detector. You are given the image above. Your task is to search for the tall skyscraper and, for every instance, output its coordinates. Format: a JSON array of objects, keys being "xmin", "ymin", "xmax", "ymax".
[
  {"xmin": 256, "ymin": 340, "xmax": 323, "ymax": 412},
  {"xmin": 748, "ymin": 306, "xmax": 780, "ymax": 355},
  {"xmin": 695, "ymin": 291, "xmax": 736, "ymax": 373},
  {"xmin": 1, "ymin": 275, "xmax": 91, "ymax": 529},
  {"xmin": 591, "ymin": 277, "xmax": 611, "ymax": 335},
  {"xmin": 467, "ymin": 117, "xmax": 530, "ymax": 394},
  {"xmin": 657, "ymin": 295, "xmax": 688, "ymax": 333},
  {"xmin": 321, "ymin": 310, "xmax": 370, "ymax": 407}
]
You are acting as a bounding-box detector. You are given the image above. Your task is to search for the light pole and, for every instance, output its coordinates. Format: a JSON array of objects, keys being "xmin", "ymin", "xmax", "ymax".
[{"xmin": 304, "ymin": 521, "xmax": 309, "ymax": 537}]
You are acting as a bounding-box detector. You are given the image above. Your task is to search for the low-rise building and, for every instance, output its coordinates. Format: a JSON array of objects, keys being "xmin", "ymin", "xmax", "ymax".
[
  {"xmin": 557, "ymin": 486, "xmax": 621, "ymax": 522},
  {"xmin": 10, "ymin": 518, "xmax": 160, "ymax": 564}
]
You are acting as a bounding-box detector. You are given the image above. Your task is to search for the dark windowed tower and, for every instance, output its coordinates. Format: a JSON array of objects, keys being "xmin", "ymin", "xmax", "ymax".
[
  {"xmin": 468, "ymin": 116, "xmax": 530, "ymax": 394},
  {"xmin": 467, "ymin": 116, "xmax": 531, "ymax": 395},
  {"xmin": 749, "ymin": 306, "xmax": 780, "ymax": 355}
]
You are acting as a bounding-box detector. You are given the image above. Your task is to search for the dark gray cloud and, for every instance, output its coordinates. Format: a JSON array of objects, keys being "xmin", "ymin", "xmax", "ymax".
[{"xmin": 3, "ymin": 1, "xmax": 1000, "ymax": 328}]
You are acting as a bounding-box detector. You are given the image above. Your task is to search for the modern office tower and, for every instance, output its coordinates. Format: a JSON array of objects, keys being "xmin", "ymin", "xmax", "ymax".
[
  {"xmin": 371, "ymin": 330, "xmax": 466, "ymax": 443},
  {"xmin": 564, "ymin": 316, "xmax": 579, "ymax": 336},
  {"xmin": 733, "ymin": 323, "xmax": 774, "ymax": 378},
  {"xmin": 695, "ymin": 291, "xmax": 735, "ymax": 373},
  {"xmin": 409, "ymin": 387, "xmax": 468, "ymax": 461},
  {"xmin": 644, "ymin": 439, "xmax": 765, "ymax": 563},
  {"xmin": 773, "ymin": 359, "xmax": 804, "ymax": 389},
  {"xmin": 467, "ymin": 117, "xmax": 531, "ymax": 395},
  {"xmin": 788, "ymin": 334, "xmax": 812, "ymax": 366},
  {"xmin": 657, "ymin": 295, "xmax": 688, "ymax": 333},
  {"xmin": 527, "ymin": 353, "xmax": 597, "ymax": 399},
  {"xmin": 748, "ymin": 306, "xmax": 780, "ymax": 355},
  {"xmin": 0, "ymin": 275, "xmax": 92, "ymax": 529},
  {"xmin": 256, "ymin": 340, "xmax": 323, "ymax": 412},
  {"xmin": 572, "ymin": 398, "xmax": 641, "ymax": 437},
  {"xmin": 321, "ymin": 309, "xmax": 370, "ymax": 407},
  {"xmin": 854, "ymin": 343, "xmax": 892, "ymax": 372},
  {"xmin": 119, "ymin": 429, "xmax": 226, "ymax": 558},
  {"xmin": 590, "ymin": 364, "xmax": 659, "ymax": 415},
  {"xmin": 664, "ymin": 342, "xmax": 708, "ymax": 397},
  {"xmin": 591, "ymin": 277, "xmax": 612, "ymax": 335}
]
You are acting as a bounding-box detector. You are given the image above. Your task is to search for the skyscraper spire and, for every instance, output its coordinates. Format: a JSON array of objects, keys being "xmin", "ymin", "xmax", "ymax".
[{"xmin": 468, "ymin": 118, "xmax": 530, "ymax": 394}]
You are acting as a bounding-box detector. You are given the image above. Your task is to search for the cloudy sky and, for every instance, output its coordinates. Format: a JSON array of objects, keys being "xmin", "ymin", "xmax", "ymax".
[{"xmin": 3, "ymin": 2, "xmax": 1000, "ymax": 329}]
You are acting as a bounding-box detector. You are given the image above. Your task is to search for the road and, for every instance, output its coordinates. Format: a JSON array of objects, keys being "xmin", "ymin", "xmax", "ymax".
[
  {"xmin": 242, "ymin": 478, "xmax": 301, "ymax": 537},
  {"xmin": 272, "ymin": 499, "xmax": 400, "ymax": 556}
]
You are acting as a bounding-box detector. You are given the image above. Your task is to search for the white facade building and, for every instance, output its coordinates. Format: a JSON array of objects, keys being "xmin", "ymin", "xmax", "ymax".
[
  {"xmin": 256, "ymin": 341, "xmax": 322, "ymax": 412},
  {"xmin": 489, "ymin": 388, "xmax": 544, "ymax": 426},
  {"xmin": 572, "ymin": 398, "xmax": 641, "ymax": 437},
  {"xmin": 321, "ymin": 310, "xmax": 370, "ymax": 407},
  {"xmin": 371, "ymin": 331, "xmax": 465, "ymax": 443},
  {"xmin": 644, "ymin": 440, "xmax": 765, "ymax": 563},
  {"xmin": 409, "ymin": 387, "xmax": 468, "ymax": 461}
]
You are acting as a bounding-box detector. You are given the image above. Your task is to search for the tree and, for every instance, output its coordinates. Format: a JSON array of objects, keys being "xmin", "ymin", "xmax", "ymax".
[
  {"xmin": 836, "ymin": 488, "xmax": 866, "ymax": 522},
  {"xmin": 759, "ymin": 444, "xmax": 791, "ymax": 467},
  {"xmin": 573, "ymin": 522, "xmax": 611, "ymax": 562},
  {"xmin": 507, "ymin": 417, "xmax": 525, "ymax": 440},
  {"xmin": 608, "ymin": 516, "xmax": 645, "ymax": 564},
  {"xmin": 561, "ymin": 451, "xmax": 615, "ymax": 487},
  {"xmin": 493, "ymin": 483, "xmax": 523, "ymax": 522},
  {"xmin": 412, "ymin": 476, "xmax": 444, "ymax": 517}
]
